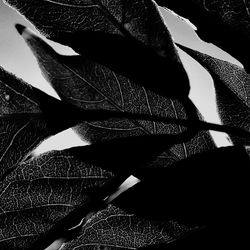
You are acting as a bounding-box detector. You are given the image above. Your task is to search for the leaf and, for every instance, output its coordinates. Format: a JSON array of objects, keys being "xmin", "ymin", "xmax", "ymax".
[
  {"xmin": 27, "ymin": 132, "xmax": 205, "ymax": 250},
  {"xmin": 17, "ymin": 25, "xmax": 216, "ymax": 168},
  {"xmin": 61, "ymin": 204, "xmax": 190, "ymax": 250},
  {"xmin": 54, "ymin": 30, "xmax": 190, "ymax": 98},
  {"xmin": 139, "ymin": 227, "xmax": 211, "ymax": 250},
  {"xmin": 28, "ymin": 144, "xmax": 250, "ymax": 250},
  {"xmin": 178, "ymin": 44, "xmax": 250, "ymax": 145},
  {"xmin": 5, "ymin": 0, "xmax": 174, "ymax": 55},
  {"xmin": 0, "ymin": 66, "xmax": 85, "ymax": 179},
  {"xmin": 113, "ymin": 146, "xmax": 250, "ymax": 226},
  {"xmin": 64, "ymin": 133, "xmax": 197, "ymax": 179},
  {"xmin": 139, "ymin": 226, "xmax": 241, "ymax": 250},
  {"xmin": 7, "ymin": 0, "xmax": 190, "ymax": 97},
  {"xmin": 155, "ymin": 0, "xmax": 250, "ymax": 73},
  {"xmin": 0, "ymin": 148, "xmax": 114, "ymax": 249}
]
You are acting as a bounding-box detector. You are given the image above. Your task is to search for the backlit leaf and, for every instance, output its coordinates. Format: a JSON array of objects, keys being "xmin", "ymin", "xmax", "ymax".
[
  {"xmin": 61, "ymin": 205, "xmax": 190, "ymax": 250},
  {"xmin": 0, "ymin": 67, "xmax": 81, "ymax": 179},
  {"xmin": 0, "ymin": 149, "xmax": 114, "ymax": 249},
  {"xmin": 178, "ymin": 44, "xmax": 250, "ymax": 145},
  {"xmin": 7, "ymin": 0, "xmax": 190, "ymax": 97},
  {"xmin": 113, "ymin": 146, "xmax": 250, "ymax": 226},
  {"xmin": 155, "ymin": 0, "xmax": 250, "ymax": 72}
]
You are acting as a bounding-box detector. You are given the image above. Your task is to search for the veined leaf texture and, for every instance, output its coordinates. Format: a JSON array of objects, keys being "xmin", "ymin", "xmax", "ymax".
[{"xmin": 0, "ymin": 0, "xmax": 249, "ymax": 249}]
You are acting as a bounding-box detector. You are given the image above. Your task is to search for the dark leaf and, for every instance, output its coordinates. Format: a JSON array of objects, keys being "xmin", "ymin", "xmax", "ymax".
[
  {"xmin": 26, "ymin": 144, "xmax": 250, "ymax": 250},
  {"xmin": 65, "ymin": 133, "xmax": 196, "ymax": 178},
  {"xmin": 155, "ymin": 0, "xmax": 250, "ymax": 72},
  {"xmin": 0, "ymin": 149, "xmax": 114, "ymax": 249},
  {"xmin": 178, "ymin": 44, "xmax": 250, "ymax": 145},
  {"xmin": 139, "ymin": 226, "xmax": 246, "ymax": 250},
  {"xmin": 0, "ymin": 66, "xmax": 85, "ymax": 179},
  {"xmin": 139, "ymin": 227, "xmax": 211, "ymax": 250},
  {"xmin": 7, "ymin": 0, "xmax": 190, "ymax": 97},
  {"xmin": 53, "ymin": 30, "xmax": 190, "ymax": 98},
  {"xmin": 113, "ymin": 146, "xmax": 250, "ymax": 226},
  {"xmin": 61, "ymin": 204, "xmax": 190, "ymax": 250},
  {"xmin": 28, "ymin": 132, "xmax": 206, "ymax": 250},
  {"xmin": 17, "ymin": 25, "xmax": 216, "ymax": 168}
]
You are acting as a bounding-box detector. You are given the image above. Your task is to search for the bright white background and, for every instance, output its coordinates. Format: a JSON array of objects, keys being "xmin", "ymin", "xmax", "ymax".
[{"xmin": 0, "ymin": 1, "xmax": 239, "ymax": 154}]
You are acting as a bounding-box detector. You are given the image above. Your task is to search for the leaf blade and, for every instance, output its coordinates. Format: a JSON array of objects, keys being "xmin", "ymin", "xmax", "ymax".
[
  {"xmin": 61, "ymin": 204, "xmax": 190, "ymax": 250},
  {"xmin": 17, "ymin": 26, "xmax": 216, "ymax": 167},
  {"xmin": 0, "ymin": 148, "xmax": 114, "ymax": 249},
  {"xmin": 178, "ymin": 44, "xmax": 250, "ymax": 145},
  {"xmin": 0, "ymin": 67, "xmax": 56, "ymax": 179},
  {"xmin": 0, "ymin": 65, "xmax": 114, "ymax": 179},
  {"xmin": 7, "ymin": 0, "xmax": 190, "ymax": 97},
  {"xmin": 155, "ymin": 0, "xmax": 250, "ymax": 72}
]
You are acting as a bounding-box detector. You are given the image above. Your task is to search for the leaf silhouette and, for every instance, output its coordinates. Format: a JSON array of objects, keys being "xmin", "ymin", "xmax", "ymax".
[
  {"xmin": 27, "ymin": 143, "xmax": 250, "ymax": 249},
  {"xmin": 61, "ymin": 205, "xmax": 190, "ymax": 250},
  {"xmin": 178, "ymin": 44, "xmax": 250, "ymax": 145},
  {"xmin": 64, "ymin": 133, "xmax": 197, "ymax": 179},
  {"xmin": 7, "ymin": 0, "xmax": 190, "ymax": 97},
  {"xmin": 155, "ymin": 0, "xmax": 250, "ymax": 73},
  {"xmin": 27, "ymin": 132, "xmax": 214, "ymax": 250},
  {"xmin": 113, "ymin": 146, "xmax": 250, "ymax": 226},
  {"xmin": 139, "ymin": 227, "xmax": 212, "ymax": 250},
  {"xmin": 0, "ymin": 148, "xmax": 114, "ymax": 249},
  {"xmin": 53, "ymin": 30, "xmax": 190, "ymax": 98},
  {"xmin": 17, "ymin": 25, "xmax": 216, "ymax": 168},
  {"xmin": 0, "ymin": 67, "xmax": 86, "ymax": 179}
]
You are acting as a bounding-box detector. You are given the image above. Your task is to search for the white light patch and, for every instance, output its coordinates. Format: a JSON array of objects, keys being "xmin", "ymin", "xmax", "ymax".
[
  {"xmin": 106, "ymin": 175, "xmax": 141, "ymax": 203},
  {"xmin": 44, "ymin": 238, "xmax": 66, "ymax": 250},
  {"xmin": 162, "ymin": 7, "xmax": 197, "ymax": 31},
  {"xmin": 33, "ymin": 129, "xmax": 87, "ymax": 156},
  {"xmin": 21, "ymin": 26, "xmax": 35, "ymax": 40},
  {"xmin": 245, "ymin": 146, "xmax": 250, "ymax": 156}
]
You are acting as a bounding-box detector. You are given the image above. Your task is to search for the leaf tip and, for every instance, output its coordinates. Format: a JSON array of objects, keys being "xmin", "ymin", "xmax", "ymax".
[
  {"xmin": 15, "ymin": 23, "xmax": 26, "ymax": 35},
  {"xmin": 15, "ymin": 23, "xmax": 35, "ymax": 41}
]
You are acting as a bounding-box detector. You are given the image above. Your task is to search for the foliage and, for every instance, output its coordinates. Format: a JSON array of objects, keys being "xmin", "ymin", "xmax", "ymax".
[{"xmin": 0, "ymin": 0, "xmax": 249, "ymax": 249}]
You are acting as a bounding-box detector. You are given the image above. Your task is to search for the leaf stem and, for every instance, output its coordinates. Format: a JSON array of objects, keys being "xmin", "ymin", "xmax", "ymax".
[{"xmin": 3, "ymin": 104, "xmax": 250, "ymax": 142}]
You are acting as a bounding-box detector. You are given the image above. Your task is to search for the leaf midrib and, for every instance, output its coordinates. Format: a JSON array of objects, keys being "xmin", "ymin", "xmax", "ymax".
[
  {"xmin": 62, "ymin": 62, "xmax": 152, "ymax": 136},
  {"xmin": 43, "ymin": 0, "xmax": 98, "ymax": 8}
]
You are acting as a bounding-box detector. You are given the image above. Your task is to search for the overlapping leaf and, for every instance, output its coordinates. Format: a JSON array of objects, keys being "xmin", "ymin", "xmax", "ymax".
[
  {"xmin": 155, "ymin": 0, "xmax": 250, "ymax": 72},
  {"xmin": 0, "ymin": 149, "xmax": 114, "ymax": 249},
  {"xmin": 178, "ymin": 44, "xmax": 250, "ymax": 145},
  {"xmin": 23, "ymin": 145, "xmax": 250, "ymax": 249},
  {"xmin": 0, "ymin": 67, "xmax": 84, "ymax": 179},
  {"xmin": 113, "ymin": 145, "xmax": 250, "ymax": 225},
  {"xmin": 0, "ymin": 145, "xmax": 194, "ymax": 250},
  {"xmin": 6, "ymin": 0, "xmax": 190, "ymax": 97},
  {"xmin": 51, "ymin": 145, "xmax": 250, "ymax": 250},
  {"xmin": 17, "ymin": 26, "xmax": 216, "ymax": 169},
  {"xmin": 3, "ymin": 0, "xmax": 246, "ymax": 249},
  {"xmin": 61, "ymin": 204, "xmax": 189, "ymax": 250}
]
